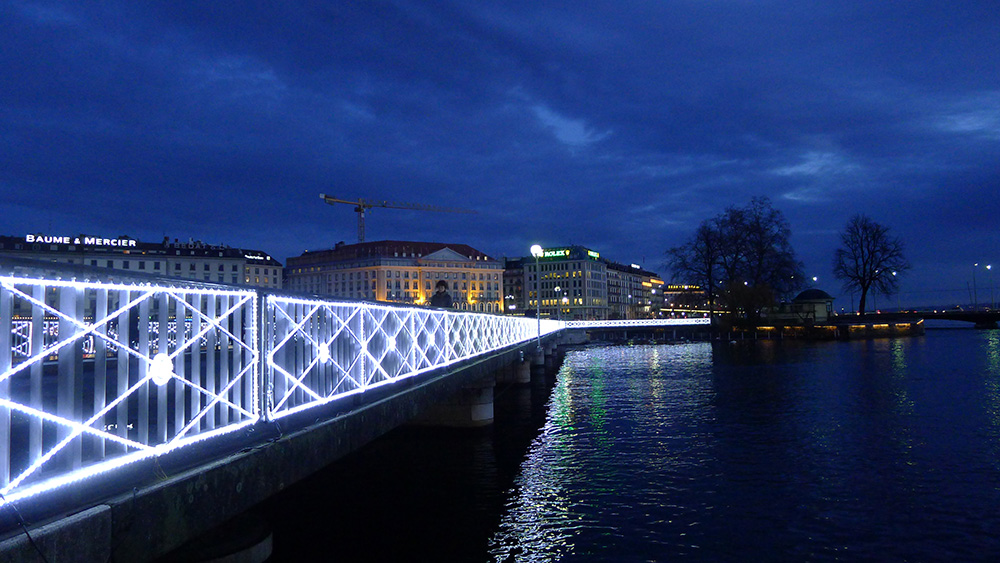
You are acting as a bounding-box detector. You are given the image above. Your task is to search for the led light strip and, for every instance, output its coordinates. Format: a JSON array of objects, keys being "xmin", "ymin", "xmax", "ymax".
[{"xmin": 0, "ymin": 276, "xmax": 258, "ymax": 505}]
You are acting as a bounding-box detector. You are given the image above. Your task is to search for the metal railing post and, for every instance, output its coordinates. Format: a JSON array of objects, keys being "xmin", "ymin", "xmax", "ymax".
[{"xmin": 257, "ymin": 292, "xmax": 271, "ymax": 422}]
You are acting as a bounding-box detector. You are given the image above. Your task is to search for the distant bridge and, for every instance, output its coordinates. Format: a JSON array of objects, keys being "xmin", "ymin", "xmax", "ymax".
[
  {"xmin": 851, "ymin": 310, "xmax": 1000, "ymax": 328},
  {"xmin": 0, "ymin": 258, "xmax": 706, "ymax": 562}
]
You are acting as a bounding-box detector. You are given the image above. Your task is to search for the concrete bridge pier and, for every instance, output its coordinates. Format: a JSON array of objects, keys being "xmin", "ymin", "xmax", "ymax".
[
  {"xmin": 415, "ymin": 375, "xmax": 495, "ymax": 428},
  {"xmin": 494, "ymin": 361, "xmax": 515, "ymax": 385},
  {"xmin": 530, "ymin": 345, "xmax": 547, "ymax": 375},
  {"xmin": 515, "ymin": 358, "xmax": 532, "ymax": 384},
  {"xmin": 544, "ymin": 341, "xmax": 562, "ymax": 370}
]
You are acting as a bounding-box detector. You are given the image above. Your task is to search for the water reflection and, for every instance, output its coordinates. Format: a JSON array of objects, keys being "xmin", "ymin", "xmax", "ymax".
[
  {"xmin": 489, "ymin": 334, "xmax": 1000, "ymax": 561},
  {"xmin": 267, "ymin": 332, "xmax": 1000, "ymax": 561},
  {"xmin": 980, "ymin": 331, "xmax": 1000, "ymax": 469},
  {"xmin": 488, "ymin": 344, "xmax": 716, "ymax": 561}
]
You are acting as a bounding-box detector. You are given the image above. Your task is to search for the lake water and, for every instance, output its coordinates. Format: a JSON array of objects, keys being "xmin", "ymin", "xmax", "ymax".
[{"xmin": 264, "ymin": 328, "xmax": 1000, "ymax": 561}]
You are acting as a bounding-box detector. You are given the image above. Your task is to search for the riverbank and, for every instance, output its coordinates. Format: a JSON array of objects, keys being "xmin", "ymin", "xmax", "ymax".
[{"xmin": 733, "ymin": 318, "xmax": 925, "ymax": 340}]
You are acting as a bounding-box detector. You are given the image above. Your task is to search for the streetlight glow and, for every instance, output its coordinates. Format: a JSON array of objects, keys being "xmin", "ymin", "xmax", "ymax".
[{"xmin": 530, "ymin": 244, "xmax": 543, "ymax": 348}]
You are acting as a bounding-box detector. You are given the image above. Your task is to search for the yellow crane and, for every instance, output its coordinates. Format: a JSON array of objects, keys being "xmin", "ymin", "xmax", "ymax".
[{"xmin": 319, "ymin": 193, "xmax": 476, "ymax": 243}]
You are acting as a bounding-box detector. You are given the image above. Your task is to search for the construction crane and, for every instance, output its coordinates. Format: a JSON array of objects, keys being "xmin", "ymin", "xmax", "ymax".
[{"xmin": 320, "ymin": 193, "xmax": 476, "ymax": 243}]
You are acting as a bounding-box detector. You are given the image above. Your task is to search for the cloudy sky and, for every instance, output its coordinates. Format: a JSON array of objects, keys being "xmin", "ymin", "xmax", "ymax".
[{"xmin": 2, "ymin": 1, "xmax": 998, "ymax": 308}]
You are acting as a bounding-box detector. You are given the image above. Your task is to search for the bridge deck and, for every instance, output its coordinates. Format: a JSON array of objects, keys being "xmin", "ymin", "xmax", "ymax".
[{"xmin": 0, "ymin": 258, "xmax": 708, "ymax": 560}]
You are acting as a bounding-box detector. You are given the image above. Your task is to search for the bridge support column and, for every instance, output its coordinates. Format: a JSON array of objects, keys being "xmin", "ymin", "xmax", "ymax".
[
  {"xmin": 494, "ymin": 362, "xmax": 515, "ymax": 385},
  {"xmin": 531, "ymin": 346, "xmax": 546, "ymax": 375},
  {"xmin": 515, "ymin": 359, "xmax": 532, "ymax": 384},
  {"xmin": 414, "ymin": 377, "xmax": 495, "ymax": 428},
  {"xmin": 544, "ymin": 341, "xmax": 560, "ymax": 370}
]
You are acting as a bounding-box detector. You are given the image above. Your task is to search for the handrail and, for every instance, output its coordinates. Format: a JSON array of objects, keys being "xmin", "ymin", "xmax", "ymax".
[{"xmin": 0, "ymin": 260, "xmax": 560, "ymax": 509}]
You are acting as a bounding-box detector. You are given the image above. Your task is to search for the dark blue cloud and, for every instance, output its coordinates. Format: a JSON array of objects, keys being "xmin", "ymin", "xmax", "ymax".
[{"xmin": 2, "ymin": 0, "xmax": 998, "ymax": 307}]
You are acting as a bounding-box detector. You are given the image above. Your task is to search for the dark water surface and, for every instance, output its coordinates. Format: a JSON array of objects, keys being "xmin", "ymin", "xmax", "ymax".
[{"xmin": 264, "ymin": 329, "xmax": 1000, "ymax": 561}]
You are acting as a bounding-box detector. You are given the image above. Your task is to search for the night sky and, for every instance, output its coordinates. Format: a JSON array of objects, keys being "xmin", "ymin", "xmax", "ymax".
[{"xmin": 2, "ymin": 1, "xmax": 998, "ymax": 308}]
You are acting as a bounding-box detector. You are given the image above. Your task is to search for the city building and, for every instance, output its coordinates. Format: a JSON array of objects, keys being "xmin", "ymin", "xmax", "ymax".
[
  {"xmin": 518, "ymin": 245, "xmax": 667, "ymax": 320},
  {"xmin": 662, "ymin": 284, "xmax": 708, "ymax": 316},
  {"xmin": 0, "ymin": 233, "xmax": 283, "ymax": 288},
  {"xmin": 284, "ymin": 240, "xmax": 504, "ymax": 312},
  {"xmin": 606, "ymin": 262, "xmax": 664, "ymax": 319},
  {"xmin": 524, "ymin": 246, "xmax": 608, "ymax": 320},
  {"xmin": 502, "ymin": 257, "xmax": 525, "ymax": 315},
  {"xmin": 762, "ymin": 289, "xmax": 836, "ymax": 325}
]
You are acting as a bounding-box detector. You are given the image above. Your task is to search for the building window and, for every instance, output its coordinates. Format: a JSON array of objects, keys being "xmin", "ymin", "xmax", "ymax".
[{"xmin": 123, "ymin": 261, "xmax": 129, "ymax": 269}]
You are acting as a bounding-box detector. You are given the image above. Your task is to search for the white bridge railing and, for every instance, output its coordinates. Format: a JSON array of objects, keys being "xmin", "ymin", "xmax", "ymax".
[
  {"xmin": 264, "ymin": 295, "xmax": 557, "ymax": 419},
  {"xmin": 0, "ymin": 267, "xmax": 561, "ymax": 509},
  {"xmin": 565, "ymin": 318, "xmax": 711, "ymax": 329}
]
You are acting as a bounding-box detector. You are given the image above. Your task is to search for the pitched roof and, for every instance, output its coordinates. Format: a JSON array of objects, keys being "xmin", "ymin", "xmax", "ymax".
[
  {"xmin": 288, "ymin": 240, "xmax": 494, "ymax": 266},
  {"xmin": 794, "ymin": 288, "xmax": 834, "ymax": 302}
]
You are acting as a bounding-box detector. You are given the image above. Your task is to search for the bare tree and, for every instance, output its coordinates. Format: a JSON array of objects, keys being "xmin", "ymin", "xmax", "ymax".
[
  {"xmin": 667, "ymin": 222, "xmax": 721, "ymax": 317},
  {"xmin": 667, "ymin": 197, "xmax": 804, "ymax": 325},
  {"xmin": 832, "ymin": 214, "xmax": 909, "ymax": 314}
]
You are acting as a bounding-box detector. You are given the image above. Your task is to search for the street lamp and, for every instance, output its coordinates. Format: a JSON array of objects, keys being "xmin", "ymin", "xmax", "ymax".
[
  {"xmin": 530, "ymin": 244, "xmax": 543, "ymax": 348},
  {"xmin": 554, "ymin": 285, "xmax": 561, "ymax": 321},
  {"xmin": 892, "ymin": 271, "xmax": 900, "ymax": 311},
  {"xmin": 974, "ymin": 263, "xmax": 979, "ymax": 310},
  {"xmin": 989, "ymin": 264, "xmax": 995, "ymax": 310}
]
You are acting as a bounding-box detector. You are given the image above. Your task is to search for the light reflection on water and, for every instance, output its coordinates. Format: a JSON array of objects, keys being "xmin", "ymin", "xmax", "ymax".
[{"xmin": 488, "ymin": 333, "xmax": 1000, "ymax": 562}]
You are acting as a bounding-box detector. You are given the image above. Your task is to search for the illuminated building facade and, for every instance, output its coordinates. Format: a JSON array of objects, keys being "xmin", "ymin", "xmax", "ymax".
[
  {"xmin": 0, "ymin": 234, "xmax": 283, "ymax": 288},
  {"xmin": 606, "ymin": 262, "xmax": 664, "ymax": 319},
  {"xmin": 519, "ymin": 246, "xmax": 667, "ymax": 320},
  {"xmin": 502, "ymin": 257, "xmax": 525, "ymax": 315},
  {"xmin": 285, "ymin": 240, "xmax": 504, "ymax": 312},
  {"xmin": 662, "ymin": 284, "xmax": 707, "ymax": 315},
  {"xmin": 525, "ymin": 246, "xmax": 608, "ymax": 320}
]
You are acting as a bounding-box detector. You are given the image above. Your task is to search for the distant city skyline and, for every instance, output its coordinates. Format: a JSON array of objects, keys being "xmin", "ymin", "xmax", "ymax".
[{"xmin": 2, "ymin": 1, "xmax": 997, "ymax": 308}]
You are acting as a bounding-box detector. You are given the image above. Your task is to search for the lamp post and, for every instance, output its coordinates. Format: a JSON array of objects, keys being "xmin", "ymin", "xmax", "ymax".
[
  {"xmin": 989, "ymin": 264, "xmax": 995, "ymax": 310},
  {"xmin": 554, "ymin": 285, "xmax": 561, "ymax": 321},
  {"xmin": 892, "ymin": 271, "xmax": 900, "ymax": 311},
  {"xmin": 973, "ymin": 263, "xmax": 979, "ymax": 310},
  {"xmin": 530, "ymin": 244, "xmax": 543, "ymax": 349}
]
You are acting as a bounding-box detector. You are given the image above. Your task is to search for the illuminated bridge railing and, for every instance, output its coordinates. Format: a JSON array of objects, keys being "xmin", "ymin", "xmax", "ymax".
[
  {"xmin": 565, "ymin": 318, "xmax": 711, "ymax": 329},
  {"xmin": 265, "ymin": 296, "xmax": 559, "ymax": 419},
  {"xmin": 0, "ymin": 264, "xmax": 560, "ymax": 509},
  {"xmin": 0, "ymin": 275, "xmax": 259, "ymax": 506}
]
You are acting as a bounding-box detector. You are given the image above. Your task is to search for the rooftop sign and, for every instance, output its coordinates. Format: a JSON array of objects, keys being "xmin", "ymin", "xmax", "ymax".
[
  {"xmin": 537, "ymin": 248, "xmax": 601, "ymax": 260},
  {"xmin": 26, "ymin": 233, "xmax": 137, "ymax": 248}
]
